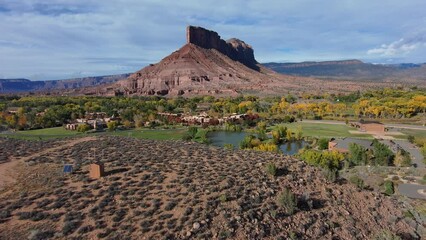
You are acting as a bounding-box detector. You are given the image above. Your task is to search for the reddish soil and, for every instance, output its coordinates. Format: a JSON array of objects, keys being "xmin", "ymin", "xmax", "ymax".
[{"xmin": 0, "ymin": 136, "xmax": 422, "ymax": 239}]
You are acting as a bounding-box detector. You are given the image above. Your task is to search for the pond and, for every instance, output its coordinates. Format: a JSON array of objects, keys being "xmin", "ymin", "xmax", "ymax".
[{"xmin": 208, "ymin": 131, "xmax": 308, "ymax": 155}]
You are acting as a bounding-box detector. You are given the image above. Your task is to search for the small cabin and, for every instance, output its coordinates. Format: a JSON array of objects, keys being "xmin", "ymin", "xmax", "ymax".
[{"xmin": 351, "ymin": 120, "xmax": 385, "ymax": 133}]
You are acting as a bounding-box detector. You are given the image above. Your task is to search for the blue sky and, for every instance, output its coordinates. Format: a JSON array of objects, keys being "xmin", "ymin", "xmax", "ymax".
[{"xmin": 1, "ymin": 0, "xmax": 426, "ymax": 80}]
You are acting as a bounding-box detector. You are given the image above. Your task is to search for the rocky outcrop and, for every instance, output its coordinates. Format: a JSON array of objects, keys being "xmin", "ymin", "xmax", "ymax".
[
  {"xmin": 118, "ymin": 26, "xmax": 276, "ymax": 96},
  {"xmin": 186, "ymin": 26, "xmax": 258, "ymax": 70}
]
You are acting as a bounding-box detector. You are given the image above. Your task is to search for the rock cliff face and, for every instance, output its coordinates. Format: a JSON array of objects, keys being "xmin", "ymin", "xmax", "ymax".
[
  {"xmin": 186, "ymin": 26, "xmax": 258, "ymax": 70},
  {"xmin": 119, "ymin": 26, "xmax": 273, "ymax": 96}
]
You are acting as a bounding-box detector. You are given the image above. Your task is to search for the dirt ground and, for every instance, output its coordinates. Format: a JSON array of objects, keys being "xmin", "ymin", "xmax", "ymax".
[{"xmin": 0, "ymin": 136, "xmax": 423, "ymax": 239}]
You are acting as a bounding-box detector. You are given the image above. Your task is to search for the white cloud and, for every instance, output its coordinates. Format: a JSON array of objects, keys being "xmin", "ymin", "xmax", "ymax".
[{"xmin": 367, "ymin": 36, "xmax": 426, "ymax": 56}]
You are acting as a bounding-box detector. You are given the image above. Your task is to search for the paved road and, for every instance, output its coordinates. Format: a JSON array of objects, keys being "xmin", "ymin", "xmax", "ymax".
[
  {"xmin": 386, "ymin": 124, "xmax": 426, "ymax": 131},
  {"xmin": 395, "ymin": 140, "xmax": 425, "ymax": 168},
  {"xmin": 398, "ymin": 183, "xmax": 426, "ymax": 200},
  {"xmin": 301, "ymin": 120, "xmax": 426, "ymax": 131}
]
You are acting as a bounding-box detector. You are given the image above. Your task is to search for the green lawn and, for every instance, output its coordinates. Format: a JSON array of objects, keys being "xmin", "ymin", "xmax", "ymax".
[
  {"xmin": 398, "ymin": 129, "xmax": 426, "ymax": 140},
  {"xmin": 272, "ymin": 122, "xmax": 373, "ymax": 139},
  {"xmin": 0, "ymin": 127, "xmax": 82, "ymax": 140},
  {"xmin": 107, "ymin": 128, "xmax": 186, "ymax": 140},
  {"xmin": 1, "ymin": 127, "xmax": 187, "ymax": 141}
]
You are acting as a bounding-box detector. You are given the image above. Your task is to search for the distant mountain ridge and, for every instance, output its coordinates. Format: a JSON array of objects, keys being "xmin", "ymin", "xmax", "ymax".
[
  {"xmin": 0, "ymin": 74, "xmax": 130, "ymax": 93},
  {"xmin": 263, "ymin": 60, "xmax": 426, "ymax": 80}
]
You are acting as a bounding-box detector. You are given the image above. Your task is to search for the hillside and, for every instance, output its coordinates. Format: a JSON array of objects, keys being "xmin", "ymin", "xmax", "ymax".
[
  {"xmin": 0, "ymin": 74, "xmax": 130, "ymax": 94},
  {"xmin": 263, "ymin": 60, "xmax": 426, "ymax": 81},
  {"xmin": 0, "ymin": 136, "xmax": 421, "ymax": 239}
]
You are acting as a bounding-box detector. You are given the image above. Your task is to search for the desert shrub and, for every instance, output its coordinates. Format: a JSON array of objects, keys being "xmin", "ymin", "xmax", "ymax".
[
  {"xmin": 276, "ymin": 188, "xmax": 297, "ymax": 215},
  {"xmin": 318, "ymin": 138, "xmax": 329, "ymax": 150},
  {"xmin": 394, "ymin": 150, "xmax": 411, "ymax": 167},
  {"xmin": 164, "ymin": 201, "xmax": 177, "ymax": 211},
  {"xmin": 97, "ymin": 228, "xmax": 113, "ymax": 238},
  {"xmin": 224, "ymin": 143, "xmax": 234, "ymax": 150},
  {"xmin": 183, "ymin": 207, "xmax": 193, "ymax": 216},
  {"xmin": 17, "ymin": 211, "xmax": 48, "ymax": 221},
  {"xmin": 407, "ymin": 135, "xmax": 415, "ymax": 144},
  {"xmin": 373, "ymin": 230, "xmax": 401, "ymax": 240},
  {"xmin": 219, "ymin": 194, "xmax": 228, "ymax": 203},
  {"xmin": 265, "ymin": 162, "xmax": 277, "ymax": 177},
  {"xmin": 0, "ymin": 210, "xmax": 11, "ymax": 219},
  {"xmin": 28, "ymin": 230, "xmax": 55, "ymax": 240},
  {"xmin": 194, "ymin": 129, "xmax": 210, "ymax": 143},
  {"xmin": 239, "ymin": 135, "xmax": 256, "ymax": 149},
  {"xmin": 78, "ymin": 225, "xmax": 94, "ymax": 234},
  {"xmin": 383, "ymin": 180, "xmax": 394, "ymax": 195},
  {"xmin": 62, "ymin": 220, "xmax": 82, "ymax": 235},
  {"xmin": 349, "ymin": 175, "xmax": 365, "ymax": 189},
  {"xmin": 323, "ymin": 168, "xmax": 338, "ymax": 182}
]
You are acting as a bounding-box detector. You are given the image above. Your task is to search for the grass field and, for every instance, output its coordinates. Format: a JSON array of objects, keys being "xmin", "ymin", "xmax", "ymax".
[
  {"xmin": 0, "ymin": 127, "xmax": 187, "ymax": 141},
  {"xmin": 398, "ymin": 129, "xmax": 426, "ymax": 139},
  {"xmin": 0, "ymin": 127, "xmax": 83, "ymax": 140},
  {"xmin": 272, "ymin": 122, "xmax": 373, "ymax": 139},
  {"xmin": 107, "ymin": 128, "xmax": 186, "ymax": 140}
]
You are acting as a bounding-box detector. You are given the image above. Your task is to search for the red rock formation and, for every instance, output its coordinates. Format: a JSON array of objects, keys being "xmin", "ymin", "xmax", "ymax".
[{"xmin": 186, "ymin": 26, "xmax": 258, "ymax": 70}]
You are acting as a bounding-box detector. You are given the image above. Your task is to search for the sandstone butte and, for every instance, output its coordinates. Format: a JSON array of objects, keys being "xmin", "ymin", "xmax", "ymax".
[
  {"xmin": 87, "ymin": 26, "xmax": 400, "ymax": 97},
  {"xmin": 114, "ymin": 26, "xmax": 309, "ymax": 96}
]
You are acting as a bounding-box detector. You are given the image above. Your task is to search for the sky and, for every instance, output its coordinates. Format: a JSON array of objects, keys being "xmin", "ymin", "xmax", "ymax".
[{"xmin": 1, "ymin": 0, "xmax": 426, "ymax": 80}]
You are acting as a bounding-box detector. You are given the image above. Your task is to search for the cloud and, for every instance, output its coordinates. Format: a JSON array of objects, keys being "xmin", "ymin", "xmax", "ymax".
[
  {"xmin": 367, "ymin": 34, "xmax": 426, "ymax": 56},
  {"xmin": 1, "ymin": 0, "xmax": 426, "ymax": 79}
]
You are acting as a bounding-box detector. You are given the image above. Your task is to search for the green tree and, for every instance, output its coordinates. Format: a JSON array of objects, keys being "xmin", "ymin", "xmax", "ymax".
[
  {"xmin": 348, "ymin": 143, "xmax": 368, "ymax": 166},
  {"xmin": 318, "ymin": 138, "xmax": 329, "ymax": 150},
  {"xmin": 372, "ymin": 140, "xmax": 394, "ymax": 166},
  {"xmin": 77, "ymin": 124, "xmax": 90, "ymax": 132}
]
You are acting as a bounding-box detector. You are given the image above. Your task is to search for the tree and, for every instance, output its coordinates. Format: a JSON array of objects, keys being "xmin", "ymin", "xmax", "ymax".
[
  {"xmin": 407, "ymin": 135, "xmax": 415, "ymax": 144},
  {"xmin": 394, "ymin": 150, "xmax": 411, "ymax": 167},
  {"xmin": 134, "ymin": 114, "xmax": 145, "ymax": 128},
  {"xmin": 271, "ymin": 130, "xmax": 281, "ymax": 144},
  {"xmin": 253, "ymin": 143, "xmax": 279, "ymax": 152},
  {"xmin": 295, "ymin": 125, "xmax": 303, "ymax": 140},
  {"xmin": 422, "ymin": 144, "xmax": 426, "ymax": 164},
  {"xmin": 299, "ymin": 149, "xmax": 344, "ymax": 170},
  {"xmin": 348, "ymin": 143, "xmax": 368, "ymax": 166},
  {"xmin": 372, "ymin": 140, "xmax": 394, "ymax": 166},
  {"xmin": 318, "ymin": 138, "xmax": 329, "ymax": 150},
  {"xmin": 286, "ymin": 129, "xmax": 293, "ymax": 141},
  {"xmin": 77, "ymin": 124, "xmax": 90, "ymax": 133}
]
